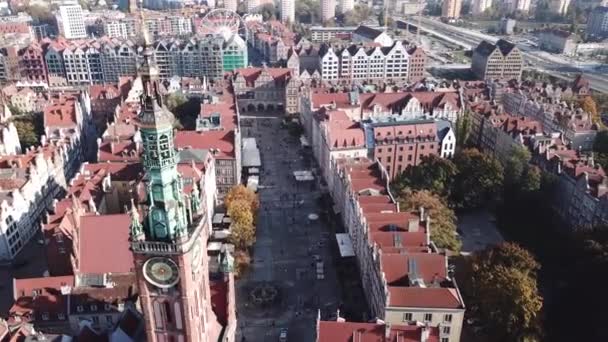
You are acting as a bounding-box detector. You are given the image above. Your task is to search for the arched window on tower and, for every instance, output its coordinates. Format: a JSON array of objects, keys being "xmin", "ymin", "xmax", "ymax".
[{"xmin": 164, "ymin": 301, "xmax": 173, "ymax": 324}]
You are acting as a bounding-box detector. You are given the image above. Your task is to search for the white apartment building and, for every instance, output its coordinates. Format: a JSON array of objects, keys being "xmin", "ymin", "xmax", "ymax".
[
  {"xmin": 280, "ymin": 0, "xmax": 295, "ymax": 23},
  {"xmin": 57, "ymin": 4, "xmax": 87, "ymax": 39},
  {"xmin": 319, "ymin": 46, "xmax": 339, "ymax": 80},
  {"xmin": 0, "ymin": 149, "xmax": 68, "ymax": 260},
  {"xmin": 224, "ymin": 0, "xmax": 238, "ymax": 12},
  {"xmin": 63, "ymin": 46, "xmax": 92, "ymax": 85},
  {"xmin": 321, "ymin": 0, "xmax": 336, "ymax": 22},
  {"xmin": 471, "ymin": 0, "xmax": 492, "ymax": 15},
  {"xmin": 321, "ymin": 41, "xmax": 410, "ymax": 81},
  {"xmin": 103, "ymin": 20, "xmax": 130, "ymax": 39}
]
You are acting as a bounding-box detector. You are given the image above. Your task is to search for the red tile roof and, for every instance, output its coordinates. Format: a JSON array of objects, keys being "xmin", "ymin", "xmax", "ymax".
[
  {"xmin": 317, "ymin": 321, "xmax": 439, "ymax": 342},
  {"xmin": 77, "ymin": 214, "xmax": 133, "ymax": 275},
  {"xmin": 44, "ymin": 97, "xmax": 77, "ymax": 127},
  {"xmin": 11, "ymin": 276, "xmax": 74, "ymax": 320},
  {"xmin": 388, "ymin": 287, "xmax": 462, "ymax": 309},
  {"xmin": 233, "ymin": 67, "xmax": 292, "ymax": 87},
  {"xmin": 174, "ymin": 131, "xmax": 236, "ymax": 158},
  {"xmin": 381, "ymin": 253, "xmax": 447, "ymax": 285}
]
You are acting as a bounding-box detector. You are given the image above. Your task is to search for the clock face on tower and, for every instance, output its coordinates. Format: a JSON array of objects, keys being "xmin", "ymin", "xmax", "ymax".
[{"xmin": 143, "ymin": 257, "xmax": 180, "ymax": 289}]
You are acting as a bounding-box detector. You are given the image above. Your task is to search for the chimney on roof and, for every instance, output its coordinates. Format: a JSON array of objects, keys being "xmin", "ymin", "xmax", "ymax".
[
  {"xmin": 385, "ymin": 322, "xmax": 392, "ymax": 338},
  {"xmin": 426, "ymin": 217, "xmax": 431, "ymax": 245},
  {"xmin": 408, "ymin": 217, "xmax": 419, "ymax": 232},
  {"xmin": 419, "ymin": 206, "xmax": 425, "ymax": 222}
]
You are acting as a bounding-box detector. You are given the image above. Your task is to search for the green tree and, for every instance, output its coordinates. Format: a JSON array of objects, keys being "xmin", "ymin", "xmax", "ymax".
[
  {"xmin": 391, "ymin": 154, "xmax": 458, "ymax": 198},
  {"xmin": 342, "ymin": 5, "xmax": 372, "ymax": 26},
  {"xmin": 455, "ymin": 110, "xmax": 472, "ymax": 147},
  {"xmin": 165, "ymin": 92, "xmax": 187, "ymax": 113},
  {"xmin": 228, "ymin": 199, "xmax": 256, "ymax": 249},
  {"xmin": 400, "ymin": 190, "xmax": 461, "ymax": 252},
  {"xmin": 259, "ymin": 3, "xmax": 276, "ymax": 21},
  {"xmin": 466, "ymin": 243, "xmax": 543, "ymax": 340},
  {"xmin": 593, "ymin": 130, "xmax": 608, "ymax": 170},
  {"xmin": 452, "ymin": 148, "xmax": 504, "ymax": 209},
  {"xmin": 13, "ymin": 119, "xmax": 38, "ymax": 149},
  {"xmin": 24, "ymin": 5, "xmax": 56, "ymax": 25},
  {"xmin": 295, "ymin": 0, "xmax": 320, "ymax": 23}
]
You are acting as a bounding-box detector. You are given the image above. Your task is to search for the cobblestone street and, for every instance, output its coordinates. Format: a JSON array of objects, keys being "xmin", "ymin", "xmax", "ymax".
[{"xmin": 235, "ymin": 114, "xmax": 342, "ymax": 342}]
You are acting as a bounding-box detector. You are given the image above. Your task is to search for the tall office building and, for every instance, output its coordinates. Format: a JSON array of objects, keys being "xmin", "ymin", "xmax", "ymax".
[
  {"xmin": 321, "ymin": 0, "xmax": 336, "ymax": 22},
  {"xmin": 504, "ymin": 0, "xmax": 531, "ymax": 12},
  {"xmin": 224, "ymin": 0, "xmax": 237, "ymax": 12},
  {"xmin": 549, "ymin": 0, "xmax": 571, "ymax": 15},
  {"xmin": 339, "ymin": 0, "xmax": 354, "ymax": 13},
  {"xmin": 587, "ymin": 6, "xmax": 608, "ymax": 38},
  {"xmin": 471, "ymin": 0, "xmax": 492, "ymax": 15},
  {"xmin": 56, "ymin": 3, "xmax": 87, "ymax": 39},
  {"xmin": 442, "ymin": 0, "xmax": 462, "ymax": 18},
  {"xmin": 281, "ymin": 0, "xmax": 295, "ymax": 23}
]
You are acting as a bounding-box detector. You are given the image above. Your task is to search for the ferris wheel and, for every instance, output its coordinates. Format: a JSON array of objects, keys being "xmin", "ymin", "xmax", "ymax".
[{"xmin": 199, "ymin": 9, "xmax": 247, "ymax": 41}]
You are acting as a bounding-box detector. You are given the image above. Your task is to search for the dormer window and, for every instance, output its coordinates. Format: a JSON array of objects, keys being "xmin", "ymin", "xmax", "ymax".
[{"xmin": 77, "ymin": 305, "xmax": 84, "ymax": 313}]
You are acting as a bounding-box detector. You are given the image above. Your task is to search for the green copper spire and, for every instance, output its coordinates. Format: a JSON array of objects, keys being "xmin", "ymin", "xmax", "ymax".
[{"xmin": 135, "ymin": 17, "xmax": 188, "ymax": 243}]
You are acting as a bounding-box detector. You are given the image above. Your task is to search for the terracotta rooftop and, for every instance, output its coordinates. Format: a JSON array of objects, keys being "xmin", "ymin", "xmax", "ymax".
[
  {"xmin": 174, "ymin": 130, "xmax": 236, "ymax": 159},
  {"xmin": 317, "ymin": 320, "xmax": 440, "ymax": 342},
  {"xmin": 11, "ymin": 276, "xmax": 74, "ymax": 320},
  {"xmin": 77, "ymin": 214, "xmax": 133, "ymax": 275},
  {"xmin": 388, "ymin": 287, "xmax": 463, "ymax": 309},
  {"xmin": 381, "ymin": 253, "xmax": 447, "ymax": 286},
  {"xmin": 233, "ymin": 67, "xmax": 292, "ymax": 87}
]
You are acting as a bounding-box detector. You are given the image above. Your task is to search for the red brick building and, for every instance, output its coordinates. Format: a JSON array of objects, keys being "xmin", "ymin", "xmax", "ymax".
[
  {"xmin": 18, "ymin": 42, "xmax": 47, "ymax": 83},
  {"xmin": 370, "ymin": 120, "xmax": 439, "ymax": 179},
  {"xmin": 407, "ymin": 46, "xmax": 427, "ymax": 82}
]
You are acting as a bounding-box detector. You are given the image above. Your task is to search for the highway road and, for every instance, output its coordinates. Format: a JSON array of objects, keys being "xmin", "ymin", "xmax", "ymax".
[{"xmin": 400, "ymin": 17, "xmax": 608, "ymax": 93}]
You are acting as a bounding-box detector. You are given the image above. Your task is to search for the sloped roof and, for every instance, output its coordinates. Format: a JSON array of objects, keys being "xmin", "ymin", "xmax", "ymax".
[
  {"xmin": 354, "ymin": 25, "xmax": 383, "ymax": 40},
  {"xmin": 78, "ymin": 214, "xmax": 133, "ymax": 275}
]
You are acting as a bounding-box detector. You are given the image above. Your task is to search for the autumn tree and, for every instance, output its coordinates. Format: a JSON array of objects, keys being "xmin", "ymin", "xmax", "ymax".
[
  {"xmin": 391, "ymin": 155, "xmax": 458, "ymax": 198},
  {"xmin": 400, "ymin": 190, "xmax": 461, "ymax": 252},
  {"xmin": 227, "ymin": 199, "xmax": 256, "ymax": 249},
  {"xmin": 580, "ymin": 96, "xmax": 600, "ymax": 125},
  {"xmin": 466, "ymin": 243, "xmax": 543, "ymax": 340},
  {"xmin": 225, "ymin": 185, "xmax": 260, "ymax": 214},
  {"xmin": 451, "ymin": 148, "xmax": 504, "ymax": 209}
]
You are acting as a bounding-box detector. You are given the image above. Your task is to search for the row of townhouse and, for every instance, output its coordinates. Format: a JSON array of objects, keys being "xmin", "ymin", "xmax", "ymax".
[
  {"xmin": 0, "ymin": 91, "xmax": 95, "ymax": 261},
  {"xmin": 465, "ymin": 81, "xmax": 608, "ymax": 229},
  {"xmin": 0, "ymin": 35, "xmax": 248, "ymax": 86},
  {"xmin": 301, "ymin": 89, "xmax": 461, "ymax": 181},
  {"xmin": 499, "ymin": 81, "xmax": 598, "ymax": 151},
  {"xmin": 316, "ymin": 41, "xmax": 426, "ymax": 83},
  {"xmin": 324, "ymin": 157, "xmax": 465, "ymax": 342}
]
